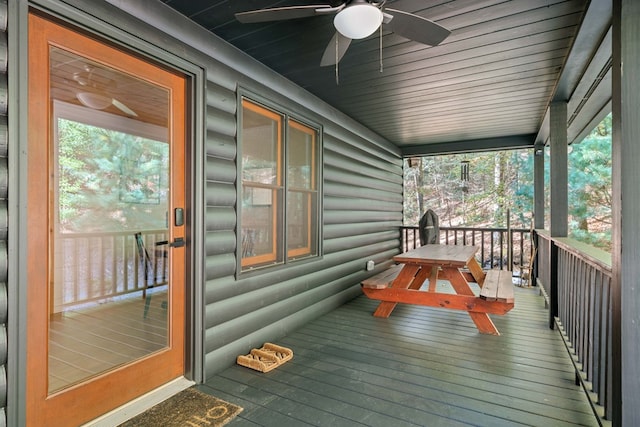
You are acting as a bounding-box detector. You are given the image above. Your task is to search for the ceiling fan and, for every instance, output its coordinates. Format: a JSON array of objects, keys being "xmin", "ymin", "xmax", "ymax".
[
  {"xmin": 235, "ymin": 0, "xmax": 451, "ymax": 66},
  {"xmin": 72, "ymin": 65, "xmax": 138, "ymax": 117}
]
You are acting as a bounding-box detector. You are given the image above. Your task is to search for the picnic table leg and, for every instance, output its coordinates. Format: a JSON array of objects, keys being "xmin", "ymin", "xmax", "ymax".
[
  {"xmin": 467, "ymin": 258, "xmax": 486, "ymax": 287},
  {"xmin": 441, "ymin": 267, "xmax": 500, "ymax": 335},
  {"xmin": 372, "ymin": 264, "xmax": 420, "ymax": 318},
  {"xmin": 468, "ymin": 312, "xmax": 500, "ymax": 335},
  {"xmin": 410, "ymin": 266, "xmax": 431, "ymax": 290},
  {"xmin": 428, "ymin": 266, "xmax": 439, "ymax": 292}
]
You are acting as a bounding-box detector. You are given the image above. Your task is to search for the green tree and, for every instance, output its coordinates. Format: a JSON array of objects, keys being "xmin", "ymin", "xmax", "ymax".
[
  {"xmin": 568, "ymin": 114, "xmax": 612, "ymax": 250},
  {"xmin": 57, "ymin": 119, "xmax": 169, "ymax": 233},
  {"xmin": 403, "ymin": 115, "xmax": 612, "ymax": 252},
  {"xmin": 404, "ymin": 150, "xmax": 534, "ymax": 229}
]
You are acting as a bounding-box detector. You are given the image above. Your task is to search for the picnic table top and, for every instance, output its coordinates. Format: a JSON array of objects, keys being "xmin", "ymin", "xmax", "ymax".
[{"xmin": 393, "ymin": 244, "xmax": 479, "ymax": 268}]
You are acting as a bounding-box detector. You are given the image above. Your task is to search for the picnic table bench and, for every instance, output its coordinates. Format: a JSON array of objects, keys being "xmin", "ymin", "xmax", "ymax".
[{"xmin": 361, "ymin": 245, "xmax": 515, "ymax": 335}]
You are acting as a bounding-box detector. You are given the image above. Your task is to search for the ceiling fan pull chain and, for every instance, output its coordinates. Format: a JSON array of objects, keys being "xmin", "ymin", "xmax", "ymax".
[
  {"xmin": 335, "ymin": 35, "xmax": 340, "ymax": 85},
  {"xmin": 379, "ymin": 24, "xmax": 383, "ymax": 73}
]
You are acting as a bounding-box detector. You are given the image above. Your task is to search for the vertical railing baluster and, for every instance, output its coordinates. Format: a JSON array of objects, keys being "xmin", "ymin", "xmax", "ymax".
[{"xmin": 110, "ymin": 234, "xmax": 117, "ymax": 294}]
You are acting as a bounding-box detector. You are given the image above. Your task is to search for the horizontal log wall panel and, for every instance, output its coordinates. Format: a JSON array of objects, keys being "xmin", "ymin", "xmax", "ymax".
[
  {"xmin": 205, "ymin": 108, "xmax": 236, "ymax": 137},
  {"xmin": 323, "ymin": 231, "xmax": 399, "ymax": 255},
  {"xmin": 0, "ymin": 201, "xmax": 6, "ymax": 240},
  {"xmin": 206, "ymin": 83, "xmax": 237, "ymax": 115},
  {"xmin": 205, "ymin": 131, "xmax": 236, "ymax": 160},
  {"xmin": 205, "ymin": 230, "xmax": 236, "ymax": 256},
  {"xmin": 0, "ymin": 242, "xmax": 5, "ymax": 282},
  {"xmin": 0, "ymin": 281, "xmax": 5, "ymax": 323},
  {"xmin": 323, "ymin": 182, "xmax": 401, "ymax": 203},
  {"xmin": 205, "ymin": 182, "xmax": 236, "ymax": 207},
  {"xmin": 324, "ymin": 167, "xmax": 402, "ymax": 194},
  {"xmin": 323, "ymin": 155, "xmax": 401, "ymax": 187},
  {"xmin": 204, "ymin": 258, "xmax": 395, "ymax": 349},
  {"xmin": 0, "ymin": 116, "xmax": 6, "ymax": 156},
  {"xmin": 324, "ymin": 221, "xmax": 400, "ymax": 240},
  {"xmin": 204, "ymin": 245, "xmax": 399, "ymax": 311},
  {"xmin": 204, "ymin": 253, "xmax": 237, "ymax": 280},
  {"xmin": 324, "ymin": 140, "xmax": 403, "ymax": 180},
  {"xmin": 0, "ymin": 73, "xmax": 5, "ymax": 115},
  {"xmin": 322, "ymin": 124, "xmax": 401, "ymax": 160},
  {"xmin": 205, "ymin": 156, "xmax": 236, "ymax": 183},
  {"xmin": 205, "ymin": 207, "xmax": 236, "ymax": 231},
  {"xmin": 0, "ymin": 158, "xmax": 5, "ymax": 197},
  {"xmin": 324, "ymin": 210, "xmax": 403, "ymax": 224},
  {"xmin": 324, "ymin": 196, "xmax": 401, "ymax": 212}
]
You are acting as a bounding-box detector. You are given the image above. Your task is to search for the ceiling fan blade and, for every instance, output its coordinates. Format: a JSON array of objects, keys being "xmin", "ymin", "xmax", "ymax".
[
  {"xmin": 385, "ymin": 8, "xmax": 450, "ymax": 46},
  {"xmin": 112, "ymin": 98, "xmax": 138, "ymax": 117},
  {"xmin": 235, "ymin": 5, "xmax": 337, "ymax": 23},
  {"xmin": 320, "ymin": 32, "xmax": 352, "ymax": 67}
]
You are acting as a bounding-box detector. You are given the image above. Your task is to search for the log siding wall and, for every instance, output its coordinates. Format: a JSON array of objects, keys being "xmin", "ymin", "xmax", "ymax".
[
  {"xmin": 0, "ymin": 1, "xmax": 7, "ymax": 425},
  {"xmin": 6, "ymin": 0, "xmax": 401, "ymax": 423},
  {"xmin": 203, "ymin": 89, "xmax": 403, "ymax": 373}
]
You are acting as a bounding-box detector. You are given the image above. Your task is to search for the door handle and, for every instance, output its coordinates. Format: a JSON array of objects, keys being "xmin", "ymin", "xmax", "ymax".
[{"xmin": 169, "ymin": 237, "xmax": 185, "ymax": 248}]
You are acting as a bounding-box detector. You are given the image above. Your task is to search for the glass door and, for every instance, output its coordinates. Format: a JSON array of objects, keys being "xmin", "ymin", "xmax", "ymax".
[{"xmin": 27, "ymin": 13, "xmax": 187, "ymax": 426}]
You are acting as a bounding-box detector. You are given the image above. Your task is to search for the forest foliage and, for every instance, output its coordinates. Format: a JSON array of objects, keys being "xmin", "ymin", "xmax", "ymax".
[
  {"xmin": 57, "ymin": 119, "xmax": 169, "ymax": 233},
  {"xmin": 403, "ymin": 114, "xmax": 612, "ymax": 252}
]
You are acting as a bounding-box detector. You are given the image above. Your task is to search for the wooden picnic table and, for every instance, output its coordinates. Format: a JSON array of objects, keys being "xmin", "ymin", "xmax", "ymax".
[{"xmin": 361, "ymin": 244, "xmax": 514, "ymax": 335}]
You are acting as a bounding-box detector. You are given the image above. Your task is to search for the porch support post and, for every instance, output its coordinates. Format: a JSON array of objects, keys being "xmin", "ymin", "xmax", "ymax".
[
  {"xmin": 533, "ymin": 144, "xmax": 545, "ymax": 230},
  {"xmin": 612, "ymin": 0, "xmax": 638, "ymax": 424},
  {"xmin": 548, "ymin": 101, "xmax": 567, "ymax": 329},
  {"xmin": 549, "ymin": 102, "xmax": 568, "ymax": 238}
]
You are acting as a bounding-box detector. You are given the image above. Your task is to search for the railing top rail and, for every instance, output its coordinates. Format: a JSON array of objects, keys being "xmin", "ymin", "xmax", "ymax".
[
  {"xmin": 536, "ymin": 229, "xmax": 612, "ymax": 274},
  {"xmin": 59, "ymin": 229, "xmax": 168, "ymax": 238},
  {"xmin": 400, "ymin": 225, "xmax": 531, "ymax": 233}
]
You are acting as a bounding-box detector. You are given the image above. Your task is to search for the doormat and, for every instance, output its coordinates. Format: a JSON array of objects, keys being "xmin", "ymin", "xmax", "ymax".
[
  {"xmin": 237, "ymin": 342, "xmax": 293, "ymax": 372},
  {"xmin": 119, "ymin": 387, "xmax": 243, "ymax": 427}
]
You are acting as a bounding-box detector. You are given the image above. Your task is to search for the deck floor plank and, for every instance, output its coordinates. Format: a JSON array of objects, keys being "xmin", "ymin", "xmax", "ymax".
[{"xmin": 206, "ymin": 287, "xmax": 599, "ymax": 426}]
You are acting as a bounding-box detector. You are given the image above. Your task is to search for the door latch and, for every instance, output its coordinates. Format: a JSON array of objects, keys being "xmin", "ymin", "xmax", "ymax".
[
  {"xmin": 169, "ymin": 237, "xmax": 185, "ymax": 248},
  {"xmin": 175, "ymin": 208, "xmax": 184, "ymax": 227}
]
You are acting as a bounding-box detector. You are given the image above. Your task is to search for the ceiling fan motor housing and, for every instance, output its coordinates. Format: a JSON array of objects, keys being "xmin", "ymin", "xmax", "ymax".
[{"xmin": 334, "ymin": 1, "xmax": 383, "ymax": 39}]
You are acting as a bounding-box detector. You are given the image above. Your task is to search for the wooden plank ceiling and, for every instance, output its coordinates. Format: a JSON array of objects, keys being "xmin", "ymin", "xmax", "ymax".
[{"xmin": 160, "ymin": 0, "xmax": 590, "ymax": 153}]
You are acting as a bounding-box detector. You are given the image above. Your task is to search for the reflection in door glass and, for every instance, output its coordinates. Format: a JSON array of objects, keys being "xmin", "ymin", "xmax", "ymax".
[{"xmin": 48, "ymin": 47, "xmax": 170, "ymax": 393}]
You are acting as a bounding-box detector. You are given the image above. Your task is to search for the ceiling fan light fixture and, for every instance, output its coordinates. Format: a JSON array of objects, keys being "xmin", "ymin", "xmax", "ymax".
[
  {"xmin": 334, "ymin": 4, "xmax": 383, "ymax": 39},
  {"xmin": 76, "ymin": 91, "xmax": 112, "ymax": 110}
]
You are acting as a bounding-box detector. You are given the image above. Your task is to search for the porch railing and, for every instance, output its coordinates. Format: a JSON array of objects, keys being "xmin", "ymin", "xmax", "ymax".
[
  {"xmin": 53, "ymin": 230, "xmax": 168, "ymax": 312},
  {"xmin": 400, "ymin": 226, "xmax": 533, "ymax": 272},
  {"xmin": 537, "ymin": 231, "xmax": 612, "ymax": 424}
]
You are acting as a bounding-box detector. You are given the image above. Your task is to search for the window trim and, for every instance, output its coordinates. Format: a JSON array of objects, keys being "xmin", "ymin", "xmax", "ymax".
[
  {"xmin": 287, "ymin": 119, "xmax": 317, "ymax": 259},
  {"xmin": 239, "ymin": 100, "xmax": 282, "ymax": 268},
  {"xmin": 238, "ymin": 95, "xmax": 321, "ymax": 273}
]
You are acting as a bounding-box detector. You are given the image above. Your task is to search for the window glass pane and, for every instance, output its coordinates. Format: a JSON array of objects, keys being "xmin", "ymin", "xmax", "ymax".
[
  {"xmin": 241, "ymin": 186, "xmax": 283, "ymax": 266},
  {"xmin": 288, "ymin": 121, "xmax": 315, "ymax": 190},
  {"xmin": 242, "ymin": 102, "xmax": 281, "ymax": 186},
  {"xmin": 241, "ymin": 100, "xmax": 284, "ymax": 269},
  {"xmin": 48, "ymin": 47, "xmax": 171, "ymax": 393},
  {"xmin": 287, "ymin": 190, "xmax": 317, "ymax": 258}
]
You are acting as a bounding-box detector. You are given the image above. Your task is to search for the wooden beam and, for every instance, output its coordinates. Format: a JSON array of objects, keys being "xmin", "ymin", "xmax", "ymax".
[{"xmin": 400, "ymin": 134, "xmax": 536, "ymax": 157}]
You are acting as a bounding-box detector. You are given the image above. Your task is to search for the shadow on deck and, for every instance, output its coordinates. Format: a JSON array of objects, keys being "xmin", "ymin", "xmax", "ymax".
[{"xmin": 201, "ymin": 287, "xmax": 598, "ymax": 426}]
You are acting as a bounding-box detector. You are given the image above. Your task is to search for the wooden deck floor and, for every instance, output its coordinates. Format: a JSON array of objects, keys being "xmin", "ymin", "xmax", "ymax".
[
  {"xmin": 49, "ymin": 290, "xmax": 168, "ymax": 392},
  {"xmin": 201, "ymin": 286, "xmax": 598, "ymax": 426}
]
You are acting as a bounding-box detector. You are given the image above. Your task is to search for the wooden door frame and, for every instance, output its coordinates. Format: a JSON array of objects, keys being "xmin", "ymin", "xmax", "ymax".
[{"xmin": 23, "ymin": 11, "xmax": 196, "ymax": 423}]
